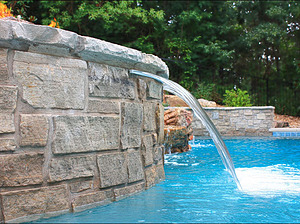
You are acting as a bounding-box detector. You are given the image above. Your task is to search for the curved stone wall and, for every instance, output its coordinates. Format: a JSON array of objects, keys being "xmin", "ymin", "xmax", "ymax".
[{"xmin": 0, "ymin": 19, "xmax": 166, "ymax": 223}]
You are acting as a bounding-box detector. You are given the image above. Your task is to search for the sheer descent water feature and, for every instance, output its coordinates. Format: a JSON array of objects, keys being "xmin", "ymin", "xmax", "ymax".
[{"xmin": 130, "ymin": 70, "xmax": 242, "ymax": 190}]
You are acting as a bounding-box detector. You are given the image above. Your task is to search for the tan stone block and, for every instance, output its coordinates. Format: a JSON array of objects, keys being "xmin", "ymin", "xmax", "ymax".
[
  {"xmin": 144, "ymin": 165, "xmax": 156, "ymax": 188},
  {"xmin": 121, "ymin": 102, "xmax": 143, "ymax": 149},
  {"xmin": 0, "ymin": 153, "xmax": 44, "ymax": 187},
  {"xmin": 137, "ymin": 78, "xmax": 147, "ymax": 100},
  {"xmin": 87, "ymin": 99, "xmax": 119, "ymax": 114},
  {"xmin": 72, "ymin": 190, "xmax": 112, "ymax": 211},
  {"xmin": 49, "ymin": 155, "xmax": 95, "ymax": 182},
  {"xmin": 0, "ymin": 138, "xmax": 16, "ymax": 151},
  {"xmin": 127, "ymin": 150, "xmax": 144, "ymax": 183},
  {"xmin": 69, "ymin": 181, "xmax": 93, "ymax": 193},
  {"xmin": 0, "ymin": 48, "xmax": 8, "ymax": 81},
  {"xmin": 147, "ymin": 80, "xmax": 162, "ymax": 100},
  {"xmin": 256, "ymin": 113, "xmax": 266, "ymax": 120},
  {"xmin": 20, "ymin": 114, "xmax": 49, "ymax": 147},
  {"xmin": 141, "ymin": 135, "xmax": 154, "ymax": 166},
  {"xmin": 52, "ymin": 115, "xmax": 120, "ymax": 154},
  {"xmin": 1, "ymin": 185, "xmax": 69, "ymax": 222},
  {"xmin": 88, "ymin": 62, "xmax": 135, "ymax": 99},
  {"xmin": 0, "ymin": 113, "xmax": 15, "ymax": 133},
  {"xmin": 13, "ymin": 51, "xmax": 87, "ymax": 109},
  {"xmin": 0, "ymin": 85, "xmax": 18, "ymax": 112},
  {"xmin": 97, "ymin": 153, "xmax": 127, "ymax": 188},
  {"xmin": 143, "ymin": 102, "xmax": 156, "ymax": 132},
  {"xmin": 114, "ymin": 182, "xmax": 145, "ymax": 200}
]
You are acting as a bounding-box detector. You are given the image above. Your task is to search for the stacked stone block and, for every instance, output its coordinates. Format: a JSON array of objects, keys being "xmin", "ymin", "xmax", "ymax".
[
  {"xmin": 0, "ymin": 19, "xmax": 167, "ymax": 223},
  {"xmin": 192, "ymin": 107, "xmax": 275, "ymax": 136}
]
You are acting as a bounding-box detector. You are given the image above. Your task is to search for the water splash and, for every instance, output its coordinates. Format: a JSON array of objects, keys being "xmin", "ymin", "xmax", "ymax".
[{"xmin": 130, "ymin": 70, "xmax": 242, "ymax": 190}]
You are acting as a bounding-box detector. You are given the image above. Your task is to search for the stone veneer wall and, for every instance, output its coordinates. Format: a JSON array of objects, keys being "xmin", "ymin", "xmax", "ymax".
[
  {"xmin": 191, "ymin": 107, "xmax": 275, "ymax": 136},
  {"xmin": 0, "ymin": 19, "xmax": 167, "ymax": 223}
]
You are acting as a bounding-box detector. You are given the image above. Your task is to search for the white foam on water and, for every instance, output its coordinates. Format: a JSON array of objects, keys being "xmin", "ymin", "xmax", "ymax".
[{"xmin": 236, "ymin": 164, "xmax": 300, "ymax": 197}]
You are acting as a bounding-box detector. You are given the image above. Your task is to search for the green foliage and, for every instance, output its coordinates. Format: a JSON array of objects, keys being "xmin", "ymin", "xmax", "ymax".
[
  {"xmin": 192, "ymin": 82, "xmax": 215, "ymax": 101},
  {"xmin": 6, "ymin": 0, "xmax": 299, "ymax": 115},
  {"xmin": 223, "ymin": 88, "xmax": 252, "ymax": 107}
]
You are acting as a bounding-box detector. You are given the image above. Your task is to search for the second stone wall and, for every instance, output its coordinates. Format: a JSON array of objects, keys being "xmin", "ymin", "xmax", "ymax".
[{"xmin": 191, "ymin": 107, "xmax": 275, "ymax": 136}]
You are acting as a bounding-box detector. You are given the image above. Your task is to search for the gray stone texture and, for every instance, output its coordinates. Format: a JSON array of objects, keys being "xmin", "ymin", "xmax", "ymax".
[
  {"xmin": 97, "ymin": 153, "xmax": 127, "ymax": 188},
  {"xmin": 0, "ymin": 138, "xmax": 16, "ymax": 151},
  {"xmin": 0, "ymin": 153, "xmax": 44, "ymax": 187},
  {"xmin": 20, "ymin": 114, "xmax": 49, "ymax": 147},
  {"xmin": 192, "ymin": 107, "xmax": 275, "ymax": 136},
  {"xmin": 147, "ymin": 80, "xmax": 162, "ymax": 100},
  {"xmin": 0, "ymin": 85, "xmax": 17, "ymax": 133},
  {"xmin": 87, "ymin": 99, "xmax": 119, "ymax": 114},
  {"xmin": 127, "ymin": 150, "xmax": 144, "ymax": 183},
  {"xmin": 0, "ymin": 85, "xmax": 17, "ymax": 111},
  {"xmin": 0, "ymin": 113, "xmax": 15, "ymax": 133},
  {"xmin": 121, "ymin": 102, "xmax": 143, "ymax": 149},
  {"xmin": 114, "ymin": 182, "xmax": 145, "ymax": 200},
  {"xmin": 143, "ymin": 102, "xmax": 157, "ymax": 132},
  {"xmin": 0, "ymin": 48, "xmax": 8, "ymax": 81},
  {"xmin": 1, "ymin": 185, "xmax": 69, "ymax": 222},
  {"xmin": 49, "ymin": 155, "xmax": 95, "ymax": 182},
  {"xmin": 13, "ymin": 51, "xmax": 87, "ymax": 109},
  {"xmin": 88, "ymin": 62, "xmax": 135, "ymax": 99},
  {"xmin": 0, "ymin": 20, "xmax": 169, "ymax": 77},
  {"xmin": 141, "ymin": 135, "xmax": 154, "ymax": 166},
  {"xmin": 157, "ymin": 104, "xmax": 165, "ymax": 143},
  {"xmin": 137, "ymin": 78, "xmax": 147, "ymax": 100},
  {"xmin": 153, "ymin": 145, "xmax": 164, "ymax": 163},
  {"xmin": 52, "ymin": 115, "xmax": 119, "ymax": 154}
]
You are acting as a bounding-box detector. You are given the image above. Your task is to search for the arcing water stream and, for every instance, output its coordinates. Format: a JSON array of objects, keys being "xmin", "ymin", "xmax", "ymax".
[{"xmin": 130, "ymin": 70, "xmax": 242, "ymax": 190}]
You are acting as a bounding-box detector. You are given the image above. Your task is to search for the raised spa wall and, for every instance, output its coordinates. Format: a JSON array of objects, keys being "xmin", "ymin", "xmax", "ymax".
[{"xmin": 0, "ymin": 19, "xmax": 167, "ymax": 223}]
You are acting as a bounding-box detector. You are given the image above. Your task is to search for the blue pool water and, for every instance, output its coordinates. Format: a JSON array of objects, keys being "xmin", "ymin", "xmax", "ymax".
[{"xmin": 33, "ymin": 137, "xmax": 300, "ymax": 223}]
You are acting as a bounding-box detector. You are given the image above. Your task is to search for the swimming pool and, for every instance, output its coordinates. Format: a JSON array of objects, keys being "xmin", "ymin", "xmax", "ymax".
[{"xmin": 33, "ymin": 137, "xmax": 300, "ymax": 223}]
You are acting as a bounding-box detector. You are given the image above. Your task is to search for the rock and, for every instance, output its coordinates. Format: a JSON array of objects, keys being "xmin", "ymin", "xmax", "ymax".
[
  {"xmin": 0, "ymin": 48, "xmax": 8, "ymax": 81},
  {"xmin": 0, "ymin": 138, "xmax": 16, "ymax": 151},
  {"xmin": 0, "ymin": 113, "xmax": 15, "ymax": 133},
  {"xmin": 127, "ymin": 149, "xmax": 145, "ymax": 183},
  {"xmin": 164, "ymin": 95, "xmax": 188, "ymax": 107},
  {"xmin": 164, "ymin": 108, "xmax": 193, "ymax": 127},
  {"xmin": 141, "ymin": 135, "xmax": 154, "ymax": 166},
  {"xmin": 88, "ymin": 62, "xmax": 135, "ymax": 99},
  {"xmin": 275, "ymin": 121, "xmax": 289, "ymax": 128},
  {"xmin": 147, "ymin": 80, "xmax": 162, "ymax": 100},
  {"xmin": 0, "ymin": 85, "xmax": 18, "ymax": 112},
  {"xmin": 97, "ymin": 153, "xmax": 127, "ymax": 188},
  {"xmin": 121, "ymin": 102, "xmax": 143, "ymax": 149},
  {"xmin": 113, "ymin": 182, "xmax": 145, "ymax": 200},
  {"xmin": 143, "ymin": 102, "xmax": 157, "ymax": 132},
  {"xmin": 49, "ymin": 155, "xmax": 95, "ymax": 182},
  {"xmin": 1, "ymin": 185, "xmax": 69, "ymax": 222},
  {"xmin": 13, "ymin": 51, "xmax": 87, "ymax": 109},
  {"xmin": 52, "ymin": 115, "xmax": 120, "ymax": 154},
  {"xmin": 87, "ymin": 99, "xmax": 120, "ymax": 114},
  {"xmin": 164, "ymin": 126, "xmax": 190, "ymax": 153},
  {"xmin": 20, "ymin": 114, "xmax": 49, "ymax": 147},
  {"xmin": 198, "ymin": 98, "xmax": 217, "ymax": 107},
  {"xmin": 71, "ymin": 190, "xmax": 112, "ymax": 212},
  {"xmin": 163, "ymin": 108, "xmax": 193, "ymax": 154},
  {"xmin": 0, "ymin": 153, "xmax": 44, "ymax": 187},
  {"xmin": 69, "ymin": 181, "xmax": 93, "ymax": 193}
]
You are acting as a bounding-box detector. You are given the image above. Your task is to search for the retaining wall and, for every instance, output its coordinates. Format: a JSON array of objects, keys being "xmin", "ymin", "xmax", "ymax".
[
  {"xmin": 0, "ymin": 19, "xmax": 167, "ymax": 223},
  {"xmin": 191, "ymin": 107, "xmax": 275, "ymax": 136}
]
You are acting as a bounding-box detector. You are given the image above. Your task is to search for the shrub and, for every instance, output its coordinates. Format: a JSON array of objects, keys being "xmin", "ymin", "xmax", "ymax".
[
  {"xmin": 223, "ymin": 88, "xmax": 252, "ymax": 107},
  {"xmin": 192, "ymin": 82, "xmax": 215, "ymax": 101}
]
